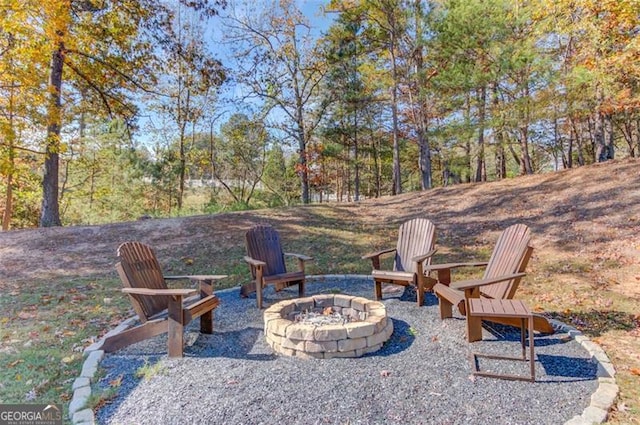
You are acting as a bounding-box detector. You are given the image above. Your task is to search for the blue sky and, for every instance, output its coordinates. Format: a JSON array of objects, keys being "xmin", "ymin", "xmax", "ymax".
[{"xmin": 136, "ymin": 0, "xmax": 335, "ymax": 147}]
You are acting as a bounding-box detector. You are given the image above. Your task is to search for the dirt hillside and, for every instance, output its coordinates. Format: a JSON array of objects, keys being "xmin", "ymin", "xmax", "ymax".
[{"xmin": 1, "ymin": 158, "xmax": 638, "ymax": 293}]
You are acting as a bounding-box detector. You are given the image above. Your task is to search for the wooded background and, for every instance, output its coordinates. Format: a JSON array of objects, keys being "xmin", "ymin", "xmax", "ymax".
[{"xmin": 1, "ymin": 0, "xmax": 639, "ymax": 229}]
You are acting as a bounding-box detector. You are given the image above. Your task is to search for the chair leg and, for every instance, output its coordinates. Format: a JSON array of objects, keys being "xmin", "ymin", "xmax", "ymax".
[
  {"xmin": 200, "ymin": 310, "xmax": 213, "ymax": 334},
  {"xmin": 167, "ymin": 296, "xmax": 185, "ymax": 357},
  {"xmin": 199, "ymin": 280, "xmax": 214, "ymax": 334},
  {"xmin": 528, "ymin": 315, "xmax": 535, "ymax": 381},
  {"xmin": 374, "ymin": 280, "xmax": 382, "ymax": 300},
  {"xmin": 439, "ymin": 297, "xmax": 453, "ymax": 319},
  {"xmin": 298, "ymin": 280, "xmax": 305, "ymax": 298},
  {"xmin": 256, "ymin": 284, "xmax": 264, "ymax": 309},
  {"xmin": 467, "ymin": 314, "xmax": 483, "ymax": 342},
  {"xmin": 417, "ymin": 279, "xmax": 424, "ymax": 306}
]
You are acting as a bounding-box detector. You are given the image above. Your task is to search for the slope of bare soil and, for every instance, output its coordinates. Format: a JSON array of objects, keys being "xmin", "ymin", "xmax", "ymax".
[{"xmin": 0, "ymin": 157, "xmax": 639, "ymax": 423}]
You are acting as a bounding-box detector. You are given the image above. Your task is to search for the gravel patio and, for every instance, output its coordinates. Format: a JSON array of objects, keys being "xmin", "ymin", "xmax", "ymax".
[{"xmin": 95, "ymin": 277, "xmax": 601, "ymax": 425}]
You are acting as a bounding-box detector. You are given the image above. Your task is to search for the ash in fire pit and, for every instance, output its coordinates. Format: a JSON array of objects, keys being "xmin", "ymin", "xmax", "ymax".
[
  {"xmin": 264, "ymin": 294, "xmax": 393, "ymax": 359},
  {"xmin": 294, "ymin": 306, "xmax": 363, "ymax": 326}
]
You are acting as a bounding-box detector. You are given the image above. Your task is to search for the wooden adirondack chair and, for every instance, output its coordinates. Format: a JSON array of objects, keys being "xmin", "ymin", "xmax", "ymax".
[
  {"xmin": 101, "ymin": 241, "xmax": 226, "ymax": 357},
  {"xmin": 241, "ymin": 224, "xmax": 313, "ymax": 309},
  {"xmin": 362, "ymin": 218, "xmax": 437, "ymax": 306},
  {"xmin": 430, "ymin": 223, "xmax": 554, "ymax": 341}
]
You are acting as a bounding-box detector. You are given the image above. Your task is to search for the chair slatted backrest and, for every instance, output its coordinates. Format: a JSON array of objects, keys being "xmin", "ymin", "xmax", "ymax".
[
  {"xmin": 394, "ymin": 218, "xmax": 436, "ymax": 274},
  {"xmin": 245, "ymin": 225, "xmax": 287, "ymax": 278},
  {"xmin": 481, "ymin": 224, "xmax": 532, "ymax": 300},
  {"xmin": 117, "ymin": 241, "xmax": 170, "ymax": 320}
]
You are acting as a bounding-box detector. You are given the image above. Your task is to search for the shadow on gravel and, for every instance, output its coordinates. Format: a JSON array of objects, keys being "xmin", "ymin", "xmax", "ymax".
[
  {"xmin": 483, "ymin": 323, "xmax": 567, "ymax": 348},
  {"xmin": 193, "ymin": 327, "xmax": 276, "ymax": 361},
  {"xmin": 537, "ymin": 354, "xmax": 598, "ymax": 381},
  {"xmin": 469, "ymin": 322, "xmax": 598, "ymax": 383},
  {"xmin": 392, "ymin": 284, "xmax": 440, "ymax": 307},
  {"xmin": 376, "ymin": 318, "xmax": 415, "ymax": 356}
]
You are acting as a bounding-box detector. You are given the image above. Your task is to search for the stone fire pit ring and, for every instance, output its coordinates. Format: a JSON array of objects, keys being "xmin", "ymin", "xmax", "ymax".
[{"xmin": 263, "ymin": 294, "xmax": 393, "ymax": 359}]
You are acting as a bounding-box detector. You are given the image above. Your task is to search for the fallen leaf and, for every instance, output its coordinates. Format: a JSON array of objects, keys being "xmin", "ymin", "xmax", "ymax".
[
  {"xmin": 61, "ymin": 356, "xmax": 75, "ymax": 364},
  {"xmin": 380, "ymin": 370, "xmax": 391, "ymax": 377},
  {"xmin": 109, "ymin": 375, "xmax": 123, "ymax": 388},
  {"xmin": 9, "ymin": 359, "xmax": 24, "ymax": 368},
  {"xmin": 630, "ymin": 368, "xmax": 640, "ymax": 376},
  {"xmin": 17, "ymin": 311, "xmax": 37, "ymax": 320}
]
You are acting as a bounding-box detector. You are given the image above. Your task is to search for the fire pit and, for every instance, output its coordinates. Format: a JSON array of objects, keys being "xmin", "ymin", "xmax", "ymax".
[{"xmin": 263, "ymin": 294, "xmax": 393, "ymax": 359}]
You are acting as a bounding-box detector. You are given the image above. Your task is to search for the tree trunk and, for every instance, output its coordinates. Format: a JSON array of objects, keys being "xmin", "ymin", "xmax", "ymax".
[
  {"xmin": 464, "ymin": 95, "xmax": 472, "ymax": 183},
  {"xmin": 594, "ymin": 110, "xmax": 606, "ymax": 162},
  {"xmin": 370, "ymin": 127, "xmax": 381, "ymax": 198},
  {"xmin": 390, "ymin": 33, "xmax": 401, "ymax": 195},
  {"xmin": 619, "ymin": 113, "xmax": 636, "ymax": 157},
  {"xmin": 353, "ymin": 118, "xmax": 360, "ymax": 201},
  {"xmin": 2, "ymin": 85, "xmax": 16, "ymax": 231},
  {"xmin": 491, "ymin": 83, "xmax": 506, "ymax": 179},
  {"xmin": 519, "ymin": 82, "xmax": 533, "ymax": 175},
  {"xmin": 40, "ymin": 42, "xmax": 65, "ymax": 227},
  {"xmin": 2, "ymin": 169, "xmax": 13, "ymax": 231},
  {"xmin": 606, "ymin": 115, "xmax": 614, "ymax": 160},
  {"xmin": 571, "ymin": 118, "xmax": 585, "ymax": 166},
  {"xmin": 298, "ymin": 129, "xmax": 309, "ymax": 204},
  {"xmin": 495, "ymin": 137, "xmax": 506, "ymax": 179},
  {"xmin": 418, "ymin": 132, "xmax": 432, "ymax": 189},
  {"xmin": 519, "ymin": 125, "xmax": 533, "ymax": 175},
  {"xmin": 413, "ymin": 1, "xmax": 432, "ymax": 190},
  {"xmin": 475, "ymin": 86, "xmax": 487, "ymax": 182},
  {"xmin": 594, "ymin": 83, "xmax": 615, "ymax": 162}
]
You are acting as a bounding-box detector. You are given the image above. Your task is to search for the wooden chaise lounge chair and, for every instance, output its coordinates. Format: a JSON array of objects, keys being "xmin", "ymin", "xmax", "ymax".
[
  {"xmin": 363, "ymin": 218, "xmax": 437, "ymax": 306},
  {"xmin": 101, "ymin": 241, "xmax": 226, "ymax": 357},
  {"xmin": 241, "ymin": 224, "xmax": 313, "ymax": 309},
  {"xmin": 429, "ymin": 223, "xmax": 554, "ymax": 341}
]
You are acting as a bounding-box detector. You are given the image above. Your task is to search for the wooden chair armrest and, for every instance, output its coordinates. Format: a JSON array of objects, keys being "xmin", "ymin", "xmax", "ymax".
[
  {"xmin": 284, "ymin": 253, "xmax": 313, "ymax": 261},
  {"xmin": 122, "ymin": 287, "xmax": 197, "ymax": 297},
  {"xmin": 244, "ymin": 256, "xmax": 266, "ymax": 267},
  {"xmin": 424, "ymin": 261, "xmax": 488, "ymax": 272},
  {"xmin": 164, "ymin": 275, "xmax": 227, "ymax": 281},
  {"xmin": 411, "ymin": 249, "xmax": 438, "ymax": 264},
  {"xmin": 362, "ymin": 247, "xmax": 396, "ymax": 260},
  {"xmin": 450, "ymin": 272, "xmax": 527, "ymax": 291}
]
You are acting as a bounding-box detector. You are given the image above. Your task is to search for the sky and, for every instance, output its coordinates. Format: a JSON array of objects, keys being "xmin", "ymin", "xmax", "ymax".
[{"xmin": 136, "ymin": 0, "xmax": 335, "ymax": 147}]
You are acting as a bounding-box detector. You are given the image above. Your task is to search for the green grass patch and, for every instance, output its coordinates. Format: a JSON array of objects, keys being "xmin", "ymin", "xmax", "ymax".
[
  {"xmin": 135, "ymin": 360, "xmax": 166, "ymax": 380},
  {"xmin": 0, "ymin": 276, "xmax": 130, "ymax": 419}
]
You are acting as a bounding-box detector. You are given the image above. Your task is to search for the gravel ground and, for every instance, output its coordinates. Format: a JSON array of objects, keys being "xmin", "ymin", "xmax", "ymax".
[{"xmin": 95, "ymin": 277, "xmax": 598, "ymax": 425}]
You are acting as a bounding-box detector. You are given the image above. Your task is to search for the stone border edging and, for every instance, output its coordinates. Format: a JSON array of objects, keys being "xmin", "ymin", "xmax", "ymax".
[
  {"xmin": 67, "ymin": 315, "xmax": 136, "ymax": 424},
  {"xmin": 549, "ymin": 319, "xmax": 619, "ymax": 425},
  {"xmin": 71, "ymin": 275, "xmax": 618, "ymax": 425}
]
